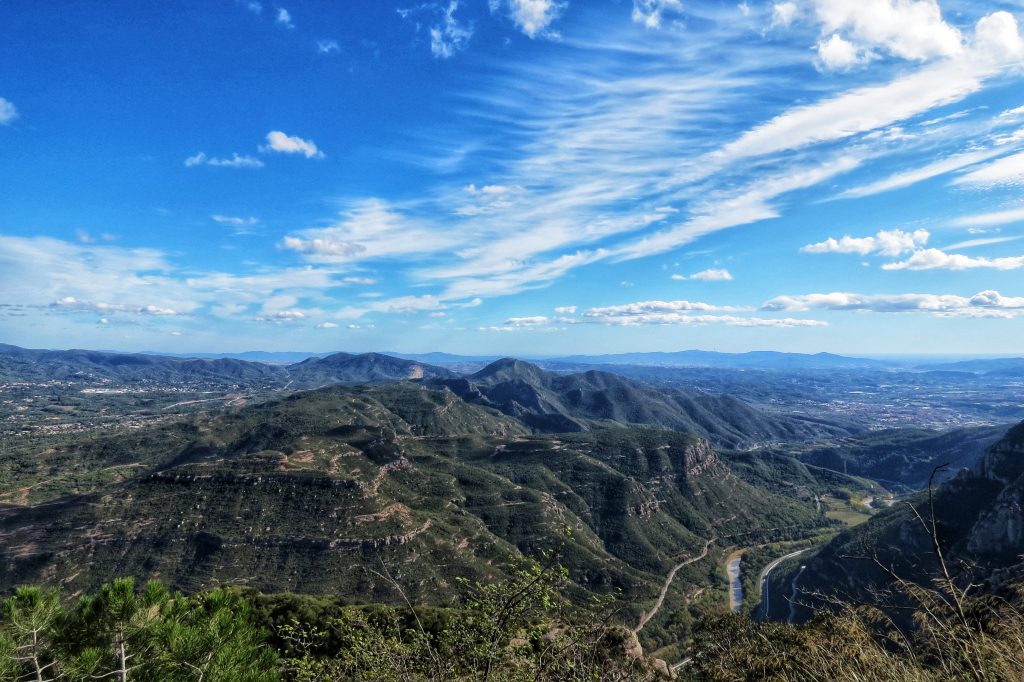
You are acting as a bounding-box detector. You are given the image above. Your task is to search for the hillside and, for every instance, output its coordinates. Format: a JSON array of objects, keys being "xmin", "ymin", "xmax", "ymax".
[
  {"xmin": 0, "ymin": 344, "xmax": 454, "ymax": 389},
  {"xmin": 772, "ymin": 424, "xmax": 1010, "ymax": 490},
  {"xmin": 285, "ymin": 351, "xmax": 455, "ymax": 386},
  {"xmin": 0, "ymin": 343, "xmax": 288, "ymax": 386},
  {"xmin": 0, "ymin": 382, "xmax": 840, "ymax": 646},
  {"xmin": 429, "ymin": 358, "xmax": 851, "ymax": 449},
  {"xmin": 769, "ymin": 421, "xmax": 1024, "ymax": 622}
]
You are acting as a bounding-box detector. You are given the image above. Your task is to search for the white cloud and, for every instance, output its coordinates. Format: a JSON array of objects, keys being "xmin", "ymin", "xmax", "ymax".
[
  {"xmin": 0, "ymin": 97, "xmax": 17, "ymax": 125},
  {"xmin": 802, "ymin": 228, "xmax": 929, "ymax": 256},
  {"xmin": 51, "ymin": 297, "xmax": 181, "ymax": 317},
  {"xmin": 184, "ymin": 152, "xmax": 264, "ymax": 168},
  {"xmin": 673, "ymin": 268, "xmax": 735, "ymax": 281},
  {"xmin": 495, "ymin": 0, "xmax": 563, "ymax": 38},
  {"xmin": 211, "ymin": 214, "xmax": 259, "ymax": 234},
  {"xmin": 949, "ymin": 207, "xmax": 1024, "ymax": 228},
  {"xmin": 942, "ymin": 236, "xmax": 1023, "ymax": 250},
  {"xmin": 556, "ymin": 300, "xmax": 825, "ymax": 327},
  {"xmin": 282, "ymin": 199, "xmax": 460, "ymax": 263},
  {"xmin": 838, "ymin": 147, "xmax": 1008, "ymax": 198},
  {"xmin": 816, "ymin": 33, "xmax": 867, "ymax": 70},
  {"xmin": 882, "ymin": 248, "xmax": 1024, "ymax": 271},
  {"xmin": 505, "ymin": 315, "xmax": 550, "ymax": 326},
  {"xmin": 952, "ymin": 150, "xmax": 1024, "ymax": 187},
  {"xmin": 772, "ymin": 2, "xmax": 799, "ymax": 28},
  {"xmin": 336, "ymin": 294, "xmax": 447, "ymax": 319},
  {"xmin": 584, "ymin": 300, "xmax": 744, "ymax": 316},
  {"xmin": 276, "ymin": 7, "xmax": 294, "ymax": 28},
  {"xmin": 262, "ymin": 131, "xmax": 324, "ymax": 159},
  {"xmin": 553, "ymin": 305, "xmax": 577, "ymax": 314},
  {"xmin": 342, "ymin": 276, "xmax": 377, "ymax": 285},
  {"xmin": 430, "ymin": 1, "xmax": 473, "ymax": 58},
  {"xmin": 764, "ymin": 289, "xmax": 1024, "ymax": 317},
  {"xmin": 316, "ymin": 321, "xmax": 339, "ymax": 329},
  {"xmin": 615, "ymin": 155, "xmax": 862, "ymax": 260},
  {"xmin": 254, "ymin": 309, "xmax": 308, "ymax": 322},
  {"xmin": 632, "ymin": 0, "xmax": 684, "ymax": 29},
  {"xmin": 317, "ymin": 40, "xmax": 340, "ymax": 54},
  {"xmin": 809, "ymin": 0, "xmax": 963, "ymax": 64}
]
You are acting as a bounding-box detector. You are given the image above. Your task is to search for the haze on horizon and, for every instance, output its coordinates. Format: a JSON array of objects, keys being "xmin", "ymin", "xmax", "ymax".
[{"xmin": 2, "ymin": 0, "xmax": 1024, "ymax": 356}]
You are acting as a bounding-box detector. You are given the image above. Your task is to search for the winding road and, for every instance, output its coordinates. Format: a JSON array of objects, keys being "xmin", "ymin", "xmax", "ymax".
[
  {"xmin": 634, "ymin": 538, "xmax": 714, "ymax": 633},
  {"xmin": 757, "ymin": 547, "xmax": 814, "ymax": 620}
]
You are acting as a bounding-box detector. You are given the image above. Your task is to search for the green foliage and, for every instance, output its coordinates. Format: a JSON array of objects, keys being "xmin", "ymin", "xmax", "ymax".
[
  {"xmin": 276, "ymin": 554, "xmax": 660, "ymax": 681},
  {"xmin": 0, "ymin": 579, "xmax": 279, "ymax": 681}
]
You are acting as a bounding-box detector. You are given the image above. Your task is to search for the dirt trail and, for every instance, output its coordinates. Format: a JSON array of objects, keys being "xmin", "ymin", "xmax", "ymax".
[{"xmin": 634, "ymin": 538, "xmax": 714, "ymax": 633}]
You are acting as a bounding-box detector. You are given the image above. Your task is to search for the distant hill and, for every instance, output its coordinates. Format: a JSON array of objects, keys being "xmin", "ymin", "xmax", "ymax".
[
  {"xmin": 548, "ymin": 350, "xmax": 894, "ymax": 370},
  {"xmin": 780, "ymin": 425, "xmax": 1010, "ymax": 490},
  {"xmin": 286, "ymin": 352, "xmax": 456, "ymax": 386},
  {"xmin": 0, "ymin": 344, "xmax": 455, "ymax": 388},
  {"xmin": 774, "ymin": 421, "xmax": 1024, "ymax": 622},
  {"xmin": 0, "ymin": 343, "xmax": 288, "ymax": 386},
  {"xmin": 144, "ymin": 350, "xmax": 324, "ymax": 365},
  {"xmin": 916, "ymin": 357, "xmax": 1024, "ymax": 374},
  {"xmin": 427, "ymin": 358, "xmax": 852, "ymax": 449}
]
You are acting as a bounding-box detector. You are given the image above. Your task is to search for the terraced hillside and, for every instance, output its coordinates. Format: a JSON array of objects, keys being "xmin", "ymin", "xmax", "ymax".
[{"xmin": 0, "ymin": 382, "xmax": 848, "ymax": 646}]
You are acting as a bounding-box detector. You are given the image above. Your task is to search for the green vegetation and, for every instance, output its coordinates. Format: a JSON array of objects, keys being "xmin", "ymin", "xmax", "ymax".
[{"xmin": 1, "ymin": 558, "xmax": 667, "ymax": 681}]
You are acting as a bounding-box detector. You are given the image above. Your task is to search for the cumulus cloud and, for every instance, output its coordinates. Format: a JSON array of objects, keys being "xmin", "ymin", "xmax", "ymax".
[
  {"xmin": 672, "ymin": 268, "xmax": 735, "ymax": 281},
  {"xmin": 632, "ymin": 0, "xmax": 684, "ymax": 29},
  {"xmin": 882, "ymin": 248, "xmax": 1024, "ymax": 271},
  {"xmin": 584, "ymin": 300, "xmax": 745, "ymax": 316},
  {"xmin": 802, "ymin": 229, "xmax": 929, "ymax": 256},
  {"xmin": 276, "ymin": 7, "xmax": 294, "ymax": 28},
  {"xmin": 184, "ymin": 152, "xmax": 264, "ymax": 168},
  {"xmin": 51, "ymin": 297, "xmax": 181, "ymax": 317},
  {"xmin": 816, "ymin": 33, "xmax": 867, "ymax": 70},
  {"xmin": 316, "ymin": 321, "xmax": 339, "ymax": 329},
  {"xmin": 0, "ymin": 97, "xmax": 17, "ymax": 125},
  {"xmin": 254, "ymin": 309, "xmax": 308, "ymax": 322},
  {"xmin": 492, "ymin": 0, "xmax": 563, "ymax": 38},
  {"xmin": 808, "ymin": 0, "xmax": 963, "ymax": 65},
  {"xmin": 549, "ymin": 299, "xmax": 825, "ymax": 327},
  {"xmin": 764, "ymin": 290, "xmax": 1024, "ymax": 317},
  {"xmin": 553, "ymin": 305, "xmax": 577, "ymax": 314},
  {"xmin": 262, "ymin": 131, "xmax": 324, "ymax": 159}
]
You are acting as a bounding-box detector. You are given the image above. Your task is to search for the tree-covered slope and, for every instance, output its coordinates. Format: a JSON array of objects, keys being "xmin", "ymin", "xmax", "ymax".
[{"xmin": 430, "ymin": 358, "xmax": 851, "ymax": 448}]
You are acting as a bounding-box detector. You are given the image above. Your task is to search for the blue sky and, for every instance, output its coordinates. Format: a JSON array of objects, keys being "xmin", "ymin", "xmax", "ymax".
[{"xmin": 2, "ymin": 0, "xmax": 1024, "ymax": 355}]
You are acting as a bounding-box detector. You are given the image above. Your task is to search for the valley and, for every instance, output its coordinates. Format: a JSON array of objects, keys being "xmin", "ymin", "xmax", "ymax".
[{"xmin": 2, "ymin": 342, "xmax": 1023, "ymax": 674}]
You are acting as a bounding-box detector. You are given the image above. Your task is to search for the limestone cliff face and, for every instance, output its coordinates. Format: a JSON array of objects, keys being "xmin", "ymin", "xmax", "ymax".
[
  {"xmin": 678, "ymin": 438, "xmax": 720, "ymax": 478},
  {"xmin": 966, "ymin": 423, "xmax": 1024, "ymax": 556}
]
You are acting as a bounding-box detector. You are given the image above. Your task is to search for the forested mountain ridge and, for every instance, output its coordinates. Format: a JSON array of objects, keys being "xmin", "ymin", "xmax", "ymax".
[
  {"xmin": 0, "ymin": 380, "xmax": 852, "ymax": 648},
  {"xmin": 772, "ymin": 421, "xmax": 1024, "ymax": 623},
  {"xmin": 429, "ymin": 358, "xmax": 852, "ymax": 448}
]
